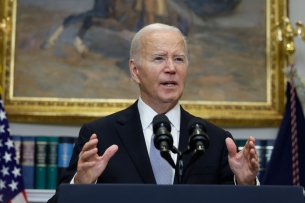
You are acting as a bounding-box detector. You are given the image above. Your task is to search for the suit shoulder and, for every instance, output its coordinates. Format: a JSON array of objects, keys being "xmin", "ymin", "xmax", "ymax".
[
  {"xmin": 204, "ymin": 120, "xmax": 233, "ymax": 139},
  {"xmin": 84, "ymin": 101, "xmax": 138, "ymax": 128},
  {"xmin": 181, "ymin": 107, "xmax": 231, "ymax": 138}
]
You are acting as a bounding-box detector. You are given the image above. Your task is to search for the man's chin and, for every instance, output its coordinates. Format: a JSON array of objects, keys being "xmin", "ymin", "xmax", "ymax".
[{"xmin": 160, "ymin": 94, "xmax": 182, "ymax": 104}]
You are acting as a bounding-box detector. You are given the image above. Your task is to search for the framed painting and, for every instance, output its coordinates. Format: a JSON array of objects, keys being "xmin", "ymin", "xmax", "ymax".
[{"xmin": 0, "ymin": 0, "xmax": 287, "ymax": 127}]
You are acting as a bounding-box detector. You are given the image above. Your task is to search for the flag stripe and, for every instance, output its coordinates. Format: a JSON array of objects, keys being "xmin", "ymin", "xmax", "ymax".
[{"xmin": 11, "ymin": 190, "xmax": 28, "ymax": 203}]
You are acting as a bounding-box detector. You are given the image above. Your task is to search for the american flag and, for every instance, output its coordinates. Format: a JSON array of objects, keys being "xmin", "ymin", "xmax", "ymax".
[
  {"xmin": 0, "ymin": 97, "xmax": 28, "ymax": 203},
  {"xmin": 262, "ymin": 82, "xmax": 305, "ymax": 187}
]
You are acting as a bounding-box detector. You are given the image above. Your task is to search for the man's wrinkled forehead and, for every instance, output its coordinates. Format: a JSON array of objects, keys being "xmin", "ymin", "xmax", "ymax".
[{"xmin": 140, "ymin": 30, "xmax": 186, "ymax": 53}]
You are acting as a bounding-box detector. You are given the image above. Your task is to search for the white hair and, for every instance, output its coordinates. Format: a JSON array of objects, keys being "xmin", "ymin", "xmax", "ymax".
[{"xmin": 130, "ymin": 23, "xmax": 189, "ymax": 65}]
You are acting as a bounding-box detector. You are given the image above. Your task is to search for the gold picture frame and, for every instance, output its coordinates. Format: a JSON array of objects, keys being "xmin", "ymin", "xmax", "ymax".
[{"xmin": 0, "ymin": 0, "xmax": 287, "ymax": 127}]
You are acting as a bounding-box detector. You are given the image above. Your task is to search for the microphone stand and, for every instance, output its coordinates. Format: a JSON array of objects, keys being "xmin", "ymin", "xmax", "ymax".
[{"xmin": 164, "ymin": 144, "xmax": 205, "ymax": 184}]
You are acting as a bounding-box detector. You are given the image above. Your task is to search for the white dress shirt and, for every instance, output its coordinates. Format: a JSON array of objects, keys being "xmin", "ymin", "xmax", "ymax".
[{"xmin": 137, "ymin": 96, "xmax": 180, "ymax": 184}]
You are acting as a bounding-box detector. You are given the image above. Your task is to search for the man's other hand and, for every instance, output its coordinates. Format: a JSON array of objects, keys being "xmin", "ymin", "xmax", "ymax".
[
  {"xmin": 225, "ymin": 136, "xmax": 259, "ymax": 185},
  {"xmin": 75, "ymin": 134, "xmax": 118, "ymax": 184}
]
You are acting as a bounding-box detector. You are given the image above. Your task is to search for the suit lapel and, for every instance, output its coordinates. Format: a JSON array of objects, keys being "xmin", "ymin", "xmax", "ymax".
[{"xmin": 116, "ymin": 102, "xmax": 156, "ymax": 184}]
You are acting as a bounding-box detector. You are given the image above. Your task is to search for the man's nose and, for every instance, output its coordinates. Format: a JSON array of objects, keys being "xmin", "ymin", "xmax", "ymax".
[{"xmin": 164, "ymin": 59, "xmax": 176, "ymax": 74}]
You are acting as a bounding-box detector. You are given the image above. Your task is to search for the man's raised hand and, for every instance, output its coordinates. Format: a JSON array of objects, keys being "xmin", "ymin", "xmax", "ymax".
[
  {"xmin": 225, "ymin": 136, "xmax": 259, "ymax": 185},
  {"xmin": 74, "ymin": 134, "xmax": 118, "ymax": 184}
]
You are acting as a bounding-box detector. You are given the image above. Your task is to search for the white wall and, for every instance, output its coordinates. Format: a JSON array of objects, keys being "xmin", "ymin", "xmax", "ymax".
[
  {"xmin": 9, "ymin": 122, "xmax": 280, "ymax": 140},
  {"xmin": 10, "ymin": 123, "xmax": 80, "ymax": 137},
  {"xmin": 9, "ymin": 1, "xmax": 305, "ymax": 141}
]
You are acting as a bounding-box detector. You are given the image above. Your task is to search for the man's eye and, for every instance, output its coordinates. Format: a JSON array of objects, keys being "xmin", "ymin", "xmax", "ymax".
[
  {"xmin": 155, "ymin": 57, "xmax": 163, "ymax": 61},
  {"xmin": 175, "ymin": 58, "xmax": 184, "ymax": 62}
]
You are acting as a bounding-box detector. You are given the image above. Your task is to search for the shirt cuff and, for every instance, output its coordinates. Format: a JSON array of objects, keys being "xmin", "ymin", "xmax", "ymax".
[
  {"xmin": 234, "ymin": 175, "xmax": 260, "ymax": 185},
  {"xmin": 70, "ymin": 173, "xmax": 77, "ymax": 184},
  {"xmin": 70, "ymin": 173, "xmax": 98, "ymax": 184}
]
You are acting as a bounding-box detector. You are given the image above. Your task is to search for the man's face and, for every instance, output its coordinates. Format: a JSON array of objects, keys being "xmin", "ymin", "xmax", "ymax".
[{"xmin": 130, "ymin": 29, "xmax": 188, "ymax": 112}]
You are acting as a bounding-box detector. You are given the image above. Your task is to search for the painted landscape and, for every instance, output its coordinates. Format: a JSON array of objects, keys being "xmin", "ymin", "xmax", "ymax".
[{"xmin": 14, "ymin": 0, "xmax": 266, "ymax": 102}]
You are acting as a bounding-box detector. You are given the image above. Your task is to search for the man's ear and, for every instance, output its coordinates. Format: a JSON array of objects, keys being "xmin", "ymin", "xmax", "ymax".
[{"xmin": 129, "ymin": 59, "xmax": 140, "ymax": 84}]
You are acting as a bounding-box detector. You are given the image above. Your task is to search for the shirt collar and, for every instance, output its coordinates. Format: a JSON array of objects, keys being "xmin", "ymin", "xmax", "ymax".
[{"xmin": 137, "ymin": 97, "xmax": 181, "ymax": 131}]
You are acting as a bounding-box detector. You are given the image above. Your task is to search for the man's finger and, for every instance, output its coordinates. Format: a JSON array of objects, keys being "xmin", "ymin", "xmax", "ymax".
[
  {"xmin": 250, "ymin": 158, "xmax": 260, "ymax": 172},
  {"xmin": 81, "ymin": 138, "xmax": 98, "ymax": 154},
  {"xmin": 89, "ymin": 134, "xmax": 97, "ymax": 140},
  {"xmin": 78, "ymin": 161, "xmax": 96, "ymax": 171},
  {"xmin": 81, "ymin": 148, "xmax": 98, "ymax": 161},
  {"xmin": 100, "ymin": 145, "xmax": 119, "ymax": 163},
  {"xmin": 249, "ymin": 136, "xmax": 256, "ymax": 143},
  {"xmin": 249, "ymin": 148, "xmax": 257, "ymax": 157},
  {"xmin": 242, "ymin": 137, "xmax": 256, "ymax": 158},
  {"xmin": 225, "ymin": 138, "xmax": 237, "ymax": 158},
  {"xmin": 243, "ymin": 138, "xmax": 250, "ymax": 152},
  {"xmin": 244, "ymin": 136, "xmax": 255, "ymax": 148}
]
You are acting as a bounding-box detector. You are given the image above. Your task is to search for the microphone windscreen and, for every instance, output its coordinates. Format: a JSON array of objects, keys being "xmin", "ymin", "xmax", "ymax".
[
  {"xmin": 152, "ymin": 114, "xmax": 171, "ymax": 133},
  {"xmin": 187, "ymin": 117, "xmax": 207, "ymax": 133}
]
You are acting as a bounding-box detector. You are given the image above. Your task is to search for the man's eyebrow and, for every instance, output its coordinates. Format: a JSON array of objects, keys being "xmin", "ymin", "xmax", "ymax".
[
  {"xmin": 152, "ymin": 51, "xmax": 166, "ymax": 56},
  {"xmin": 175, "ymin": 53, "xmax": 186, "ymax": 57},
  {"xmin": 152, "ymin": 52, "xmax": 185, "ymax": 57}
]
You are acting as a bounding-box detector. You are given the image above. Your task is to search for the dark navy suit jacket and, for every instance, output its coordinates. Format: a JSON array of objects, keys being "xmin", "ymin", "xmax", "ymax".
[{"xmin": 48, "ymin": 101, "xmax": 234, "ymax": 203}]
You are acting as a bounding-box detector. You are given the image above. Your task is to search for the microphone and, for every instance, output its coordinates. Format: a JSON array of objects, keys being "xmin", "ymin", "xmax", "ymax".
[
  {"xmin": 152, "ymin": 114, "xmax": 175, "ymax": 168},
  {"xmin": 152, "ymin": 114, "xmax": 173, "ymax": 152},
  {"xmin": 185, "ymin": 117, "xmax": 209, "ymax": 168},
  {"xmin": 188, "ymin": 117, "xmax": 209, "ymax": 153}
]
